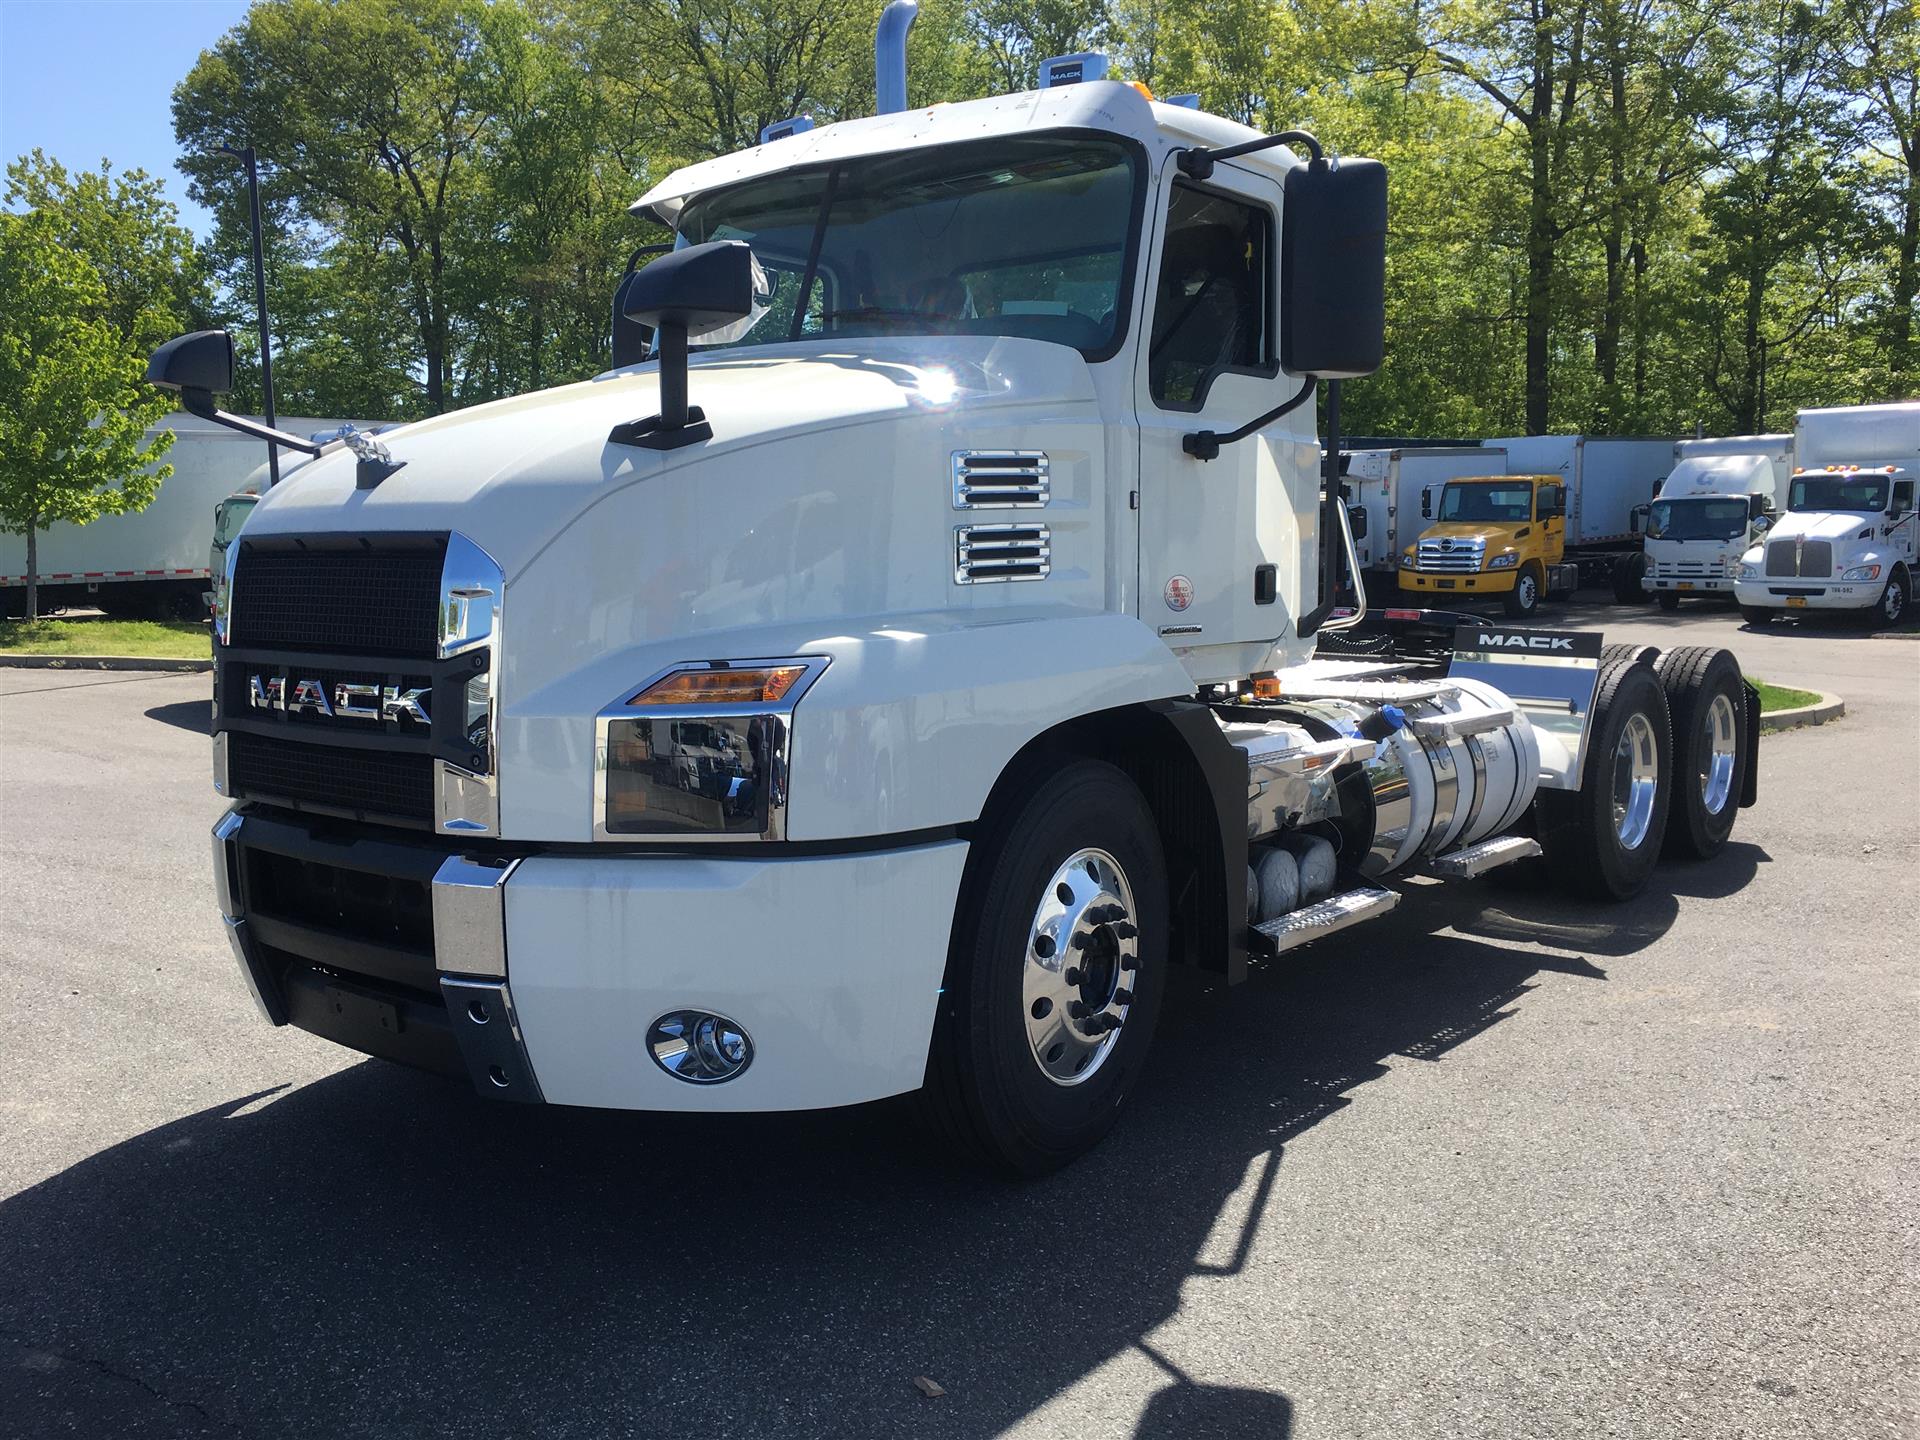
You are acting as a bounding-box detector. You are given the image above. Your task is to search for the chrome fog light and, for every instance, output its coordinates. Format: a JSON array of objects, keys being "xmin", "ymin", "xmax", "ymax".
[{"xmin": 648, "ymin": 1011, "xmax": 754, "ymax": 1084}]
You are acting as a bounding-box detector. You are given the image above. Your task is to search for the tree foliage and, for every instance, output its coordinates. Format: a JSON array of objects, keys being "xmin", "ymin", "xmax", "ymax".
[
  {"xmin": 158, "ymin": 0, "xmax": 1916, "ymax": 436},
  {"xmin": 0, "ymin": 157, "xmax": 198, "ymax": 618}
]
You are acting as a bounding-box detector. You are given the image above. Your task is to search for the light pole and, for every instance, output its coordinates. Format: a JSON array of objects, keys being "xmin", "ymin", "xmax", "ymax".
[{"xmin": 218, "ymin": 143, "xmax": 280, "ymax": 486}]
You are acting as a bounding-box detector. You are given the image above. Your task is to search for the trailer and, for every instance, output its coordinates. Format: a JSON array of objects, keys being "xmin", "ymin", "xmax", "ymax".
[
  {"xmin": 0, "ymin": 411, "xmax": 373, "ymax": 618},
  {"xmin": 157, "ymin": 18, "xmax": 1761, "ymax": 1175},
  {"xmin": 1734, "ymin": 403, "xmax": 1920, "ymax": 628}
]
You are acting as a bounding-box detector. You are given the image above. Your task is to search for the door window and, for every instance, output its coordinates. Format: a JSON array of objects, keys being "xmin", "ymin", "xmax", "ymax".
[
  {"xmin": 1535, "ymin": 484, "xmax": 1564, "ymax": 520},
  {"xmin": 1892, "ymin": 479, "xmax": 1914, "ymax": 515},
  {"xmin": 1147, "ymin": 184, "xmax": 1273, "ymax": 409}
]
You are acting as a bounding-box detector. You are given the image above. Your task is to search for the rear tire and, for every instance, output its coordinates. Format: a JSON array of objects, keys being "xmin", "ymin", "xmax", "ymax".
[
  {"xmin": 921, "ymin": 759, "xmax": 1168, "ymax": 1177},
  {"xmin": 1654, "ymin": 646, "xmax": 1746, "ymax": 861},
  {"xmin": 1503, "ymin": 564, "xmax": 1542, "ymax": 618},
  {"xmin": 1656, "ymin": 591, "xmax": 1680, "ymax": 612},
  {"xmin": 1536, "ymin": 653, "xmax": 1673, "ymax": 900},
  {"xmin": 1613, "ymin": 552, "xmax": 1650, "ymax": 606},
  {"xmin": 1740, "ymin": 605, "xmax": 1775, "ymax": 627}
]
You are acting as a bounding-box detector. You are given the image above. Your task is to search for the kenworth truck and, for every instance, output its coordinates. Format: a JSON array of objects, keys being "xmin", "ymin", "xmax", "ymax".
[
  {"xmin": 149, "ymin": 23, "xmax": 1760, "ymax": 1175},
  {"xmin": 1734, "ymin": 403, "xmax": 1919, "ymax": 629}
]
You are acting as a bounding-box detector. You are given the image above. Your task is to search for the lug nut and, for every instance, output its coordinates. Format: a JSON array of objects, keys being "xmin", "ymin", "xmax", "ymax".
[
  {"xmin": 1113, "ymin": 987, "xmax": 1133, "ymax": 1006},
  {"xmin": 1064, "ymin": 966, "xmax": 1082, "ymax": 986}
]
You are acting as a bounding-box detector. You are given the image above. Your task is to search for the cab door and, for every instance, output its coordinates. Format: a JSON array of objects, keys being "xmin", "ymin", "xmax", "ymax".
[
  {"xmin": 1134, "ymin": 159, "xmax": 1315, "ymax": 683},
  {"xmin": 1534, "ymin": 481, "xmax": 1566, "ymax": 562}
]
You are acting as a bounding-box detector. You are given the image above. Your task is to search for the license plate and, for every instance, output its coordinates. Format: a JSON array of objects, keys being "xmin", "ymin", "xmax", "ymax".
[
  {"xmin": 1677, "ymin": 582, "xmax": 1694, "ymax": 591},
  {"xmin": 1786, "ymin": 595, "xmax": 1807, "ymax": 608}
]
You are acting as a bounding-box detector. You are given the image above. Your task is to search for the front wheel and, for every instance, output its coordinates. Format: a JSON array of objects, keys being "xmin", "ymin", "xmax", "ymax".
[
  {"xmin": 1871, "ymin": 566, "xmax": 1909, "ymax": 630},
  {"xmin": 1503, "ymin": 564, "xmax": 1542, "ymax": 618},
  {"xmin": 1740, "ymin": 605, "xmax": 1776, "ymax": 627},
  {"xmin": 922, "ymin": 759, "xmax": 1168, "ymax": 1176},
  {"xmin": 1656, "ymin": 591, "xmax": 1681, "ymax": 612}
]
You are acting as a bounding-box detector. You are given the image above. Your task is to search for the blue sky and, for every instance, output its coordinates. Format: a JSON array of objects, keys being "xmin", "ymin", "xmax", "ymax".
[{"xmin": 0, "ymin": 0, "xmax": 252, "ymax": 237}]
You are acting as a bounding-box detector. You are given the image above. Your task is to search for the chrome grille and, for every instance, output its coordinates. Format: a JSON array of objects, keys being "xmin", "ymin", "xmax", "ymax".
[
  {"xmin": 952, "ymin": 451, "xmax": 1049, "ymax": 508},
  {"xmin": 955, "ymin": 524, "xmax": 1050, "ymax": 583},
  {"xmin": 1415, "ymin": 536, "xmax": 1486, "ymax": 574},
  {"xmin": 1765, "ymin": 538, "xmax": 1832, "ymax": 577}
]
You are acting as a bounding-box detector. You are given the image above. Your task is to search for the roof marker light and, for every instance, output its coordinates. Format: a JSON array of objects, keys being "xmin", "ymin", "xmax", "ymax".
[{"xmin": 760, "ymin": 116, "xmax": 814, "ymax": 143}]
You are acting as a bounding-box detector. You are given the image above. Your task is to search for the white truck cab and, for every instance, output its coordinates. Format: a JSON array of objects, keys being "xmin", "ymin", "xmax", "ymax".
[
  {"xmin": 1734, "ymin": 403, "xmax": 1920, "ymax": 628},
  {"xmin": 149, "ymin": 16, "xmax": 1761, "ymax": 1174},
  {"xmin": 1643, "ymin": 452, "xmax": 1782, "ymax": 610}
]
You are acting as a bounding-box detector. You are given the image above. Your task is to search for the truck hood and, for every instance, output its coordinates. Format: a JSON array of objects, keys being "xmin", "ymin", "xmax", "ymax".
[
  {"xmin": 1765, "ymin": 510, "xmax": 1880, "ymax": 545},
  {"xmin": 1415, "ymin": 521, "xmax": 1519, "ymax": 546},
  {"xmin": 239, "ymin": 335, "xmax": 1098, "ymax": 580}
]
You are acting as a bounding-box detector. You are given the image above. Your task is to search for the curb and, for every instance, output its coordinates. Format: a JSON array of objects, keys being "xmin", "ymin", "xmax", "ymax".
[
  {"xmin": 0, "ymin": 653, "xmax": 211, "ymax": 673},
  {"xmin": 1760, "ymin": 690, "xmax": 1844, "ymax": 734}
]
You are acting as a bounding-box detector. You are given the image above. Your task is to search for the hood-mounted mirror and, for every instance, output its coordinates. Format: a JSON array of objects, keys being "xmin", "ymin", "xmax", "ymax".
[{"xmin": 609, "ymin": 240, "xmax": 767, "ymax": 452}]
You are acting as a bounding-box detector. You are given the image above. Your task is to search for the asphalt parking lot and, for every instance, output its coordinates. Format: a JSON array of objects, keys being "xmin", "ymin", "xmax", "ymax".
[{"xmin": 1, "ymin": 600, "xmax": 1915, "ymax": 1439}]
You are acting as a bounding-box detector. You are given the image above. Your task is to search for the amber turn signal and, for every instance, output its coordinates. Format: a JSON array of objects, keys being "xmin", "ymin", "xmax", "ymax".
[{"xmin": 627, "ymin": 664, "xmax": 807, "ymax": 706}]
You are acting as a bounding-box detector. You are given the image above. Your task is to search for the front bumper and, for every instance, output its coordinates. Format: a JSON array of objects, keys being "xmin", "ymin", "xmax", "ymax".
[
  {"xmin": 213, "ymin": 807, "xmax": 967, "ymax": 1111},
  {"xmin": 1731, "ymin": 578, "xmax": 1876, "ymax": 611},
  {"xmin": 1646, "ymin": 575, "xmax": 1733, "ymax": 593},
  {"xmin": 1399, "ymin": 569, "xmax": 1514, "ymax": 597}
]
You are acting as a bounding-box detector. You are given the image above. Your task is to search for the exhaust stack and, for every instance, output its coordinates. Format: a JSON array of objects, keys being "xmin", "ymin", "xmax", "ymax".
[{"xmin": 876, "ymin": 0, "xmax": 918, "ymax": 114}]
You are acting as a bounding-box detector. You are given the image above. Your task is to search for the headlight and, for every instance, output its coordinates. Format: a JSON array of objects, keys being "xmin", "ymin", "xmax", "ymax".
[
  {"xmin": 1841, "ymin": 563, "xmax": 1882, "ymax": 582},
  {"xmin": 1738, "ymin": 562, "xmax": 1759, "ymax": 580},
  {"xmin": 1487, "ymin": 552, "xmax": 1519, "ymax": 570},
  {"xmin": 594, "ymin": 657, "xmax": 829, "ymax": 841},
  {"xmin": 1400, "ymin": 552, "xmax": 1418, "ymax": 569}
]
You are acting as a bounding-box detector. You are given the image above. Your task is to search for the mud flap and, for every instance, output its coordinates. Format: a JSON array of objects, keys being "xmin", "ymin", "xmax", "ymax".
[{"xmin": 1740, "ymin": 676, "xmax": 1762, "ymax": 808}]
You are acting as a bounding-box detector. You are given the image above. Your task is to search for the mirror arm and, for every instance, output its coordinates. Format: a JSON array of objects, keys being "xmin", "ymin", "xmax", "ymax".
[
  {"xmin": 1177, "ymin": 129, "xmax": 1323, "ymax": 181},
  {"xmin": 178, "ymin": 386, "xmax": 322, "ymax": 456},
  {"xmin": 1297, "ymin": 378, "xmax": 1348, "ymax": 639},
  {"xmin": 1184, "ymin": 376, "xmax": 1315, "ymax": 460}
]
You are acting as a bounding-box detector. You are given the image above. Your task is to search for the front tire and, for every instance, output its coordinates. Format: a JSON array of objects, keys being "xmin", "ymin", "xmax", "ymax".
[
  {"xmin": 1656, "ymin": 591, "xmax": 1680, "ymax": 612},
  {"xmin": 1740, "ymin": 605, "xmax": 1776, "ymax": 627},
  {"xmin": 1537, "ymin": 653, "xmax": 1673, "ymax": 900},
  {"xmin": 1655, "ymin": 646, "xmax": 1747, "ymax": 861},
  {"xmin": 922, "ymin": 759, "xmax": 1168, "ymax": 1176},
  {"xmin": 1871, "ymin": 566, "xmax": 1909, "ymax": 630},
  {"xmin": 1503, "ymin": 563, "xmax": 1542, "ymax": 618}
]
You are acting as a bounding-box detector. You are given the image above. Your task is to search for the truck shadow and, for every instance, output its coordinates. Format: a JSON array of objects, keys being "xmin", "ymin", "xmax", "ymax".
[
  {"xmin": 0, "ymin": 852, "xmax": 1749, "ymax": 1439},
  {"xmin": 143, "ymin": 698, "xmax": 211, "ymax": 734}
]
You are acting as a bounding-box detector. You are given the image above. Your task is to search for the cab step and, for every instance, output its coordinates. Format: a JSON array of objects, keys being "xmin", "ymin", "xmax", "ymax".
[
  {"xmin": 1251, "ymin": 884, "xmax": 1399, "ymax": 955},
  {"xmin": 1429, "ymin": 834, "xmax": 1542, "ymax": 879}
]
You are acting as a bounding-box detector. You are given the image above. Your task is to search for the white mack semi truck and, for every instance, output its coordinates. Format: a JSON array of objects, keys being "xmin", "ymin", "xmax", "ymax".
[
  {"xmin": 151, "ymin": 18, "xmax": 1761, "ymax": 1175},
  {"xmin": 1641, "ymin": 436, "xmax": 1792, "ymax": 611},
  {"xmin": 1734, "ymin": 403, "xmax": 1920, "ymax": 629}
]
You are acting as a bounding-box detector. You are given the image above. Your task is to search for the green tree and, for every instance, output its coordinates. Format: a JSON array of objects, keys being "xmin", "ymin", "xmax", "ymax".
[{"xmin": 0, "ymin": 212, "xmax": 175, "ymax": 619}]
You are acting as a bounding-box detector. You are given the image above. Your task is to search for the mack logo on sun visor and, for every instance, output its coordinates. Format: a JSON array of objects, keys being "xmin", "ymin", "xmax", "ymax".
[
  {"xmin": 247, "ymin": 674, "xmax": 432, "ymax": 724},
  {"xmin": 1451, "ymin": 625, "xmax": 1602, "ymax": 659}
]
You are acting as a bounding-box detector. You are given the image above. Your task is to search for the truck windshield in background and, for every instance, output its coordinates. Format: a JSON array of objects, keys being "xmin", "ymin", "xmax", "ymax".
[
  {"xmin": 1789, "ymin": 473, "xmax": 1890, "ymax": 512},
  {"xmin": 676, "ymin": 136, "xmax": 1140, "ymax": 357},
  {"xmin": 1438, "ymin": 481, "xmax": 1532, "ymax": 523},
  {"xmin": 1647, "ymin": 497, "xmax": 1748, "ymax": 541}
]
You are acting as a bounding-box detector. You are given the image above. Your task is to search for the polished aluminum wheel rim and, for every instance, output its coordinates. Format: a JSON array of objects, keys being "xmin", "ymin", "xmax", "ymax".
[
  {"xmin": 1022, "ymin": 847, "xmax": 1137, "ymax": 1087},
  {"xmin": 1885, "ymin": 579, "xmax": 1906, "ymax": 623},
  {"xmin": 1612, "ymin": 712, "xmax": 1660, "ymax": 850},
  {"xmin": 1516, "ymin": 572, "xmax": 1537, "ymax": 609},
  {"xmin": 1701, "ymin": 692, "xmax": 1737, "ymax": 816}
]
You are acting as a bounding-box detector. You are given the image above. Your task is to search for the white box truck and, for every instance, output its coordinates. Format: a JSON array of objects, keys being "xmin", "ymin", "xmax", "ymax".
[
  {"xmin": 0, "ymin": 411, "xmax": 370, "ymax": 618},
  {"xmin": 1642, "ymin": 438, "xmax": 1792, "ymax": 610},
  {"xmin": 154, "ymin": 25, "xmax": 1761, "ymax": 1175},
  {"xmin": 1342, "ymin": 446, "xmax": 1506, "ymax": 587},
  {"xmin": 1734, "ymin": 403, "xmax": 1920, "ymax": 628}
]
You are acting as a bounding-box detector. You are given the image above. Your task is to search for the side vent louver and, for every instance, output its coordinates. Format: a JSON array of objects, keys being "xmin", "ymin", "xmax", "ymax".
[
  {"xmin": 952, "ymin": 450, "xmax": 1049, "ymax": 508},
  {"xmin": 955, "ymin": 524, "xmax": 1051, "ymax": 584}
]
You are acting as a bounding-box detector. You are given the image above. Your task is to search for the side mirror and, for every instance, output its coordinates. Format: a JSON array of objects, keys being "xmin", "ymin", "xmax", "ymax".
[
  {"xmin": 1420, "ymin": 487, "xmax": 1432, "ymax": 519},
  {"xmin": 1347, "ymin": 504, "xmax": 1369, "ymax": 540},
  {"xmin": 1630, "ymin": 503, "xmax": 1647, "ymax": 535},
  {"xmin": 147, "ymin": 330, "xmax": 234, "ymax": 401},
  {"xmin": 611, "ymin": 240, "xmax": 763, "ymax": 450},
  {"xmin": 1752, "ymin": 513, "xmax": 1774, "ymax": 535},
  {"xmin": 1281, "ymin": 156, "xmax": 1386, "ymax": 379}
]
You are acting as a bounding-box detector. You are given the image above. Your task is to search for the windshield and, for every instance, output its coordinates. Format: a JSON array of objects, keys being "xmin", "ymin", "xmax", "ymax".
[
  {"xmin": 1789, "ymin": 472, "xmax": 1890, "ymax": 513},
  {"xmin": 1647, "ymin": 497, "xmax": 1749, "ymax": 541},
  {"xmin": 675, "ymin": 136, "xmax": 1139, "ymax": 357},
  {"xmin": 1439, "ymin": 482, "xmax": 1534, "ymax": 523}
]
